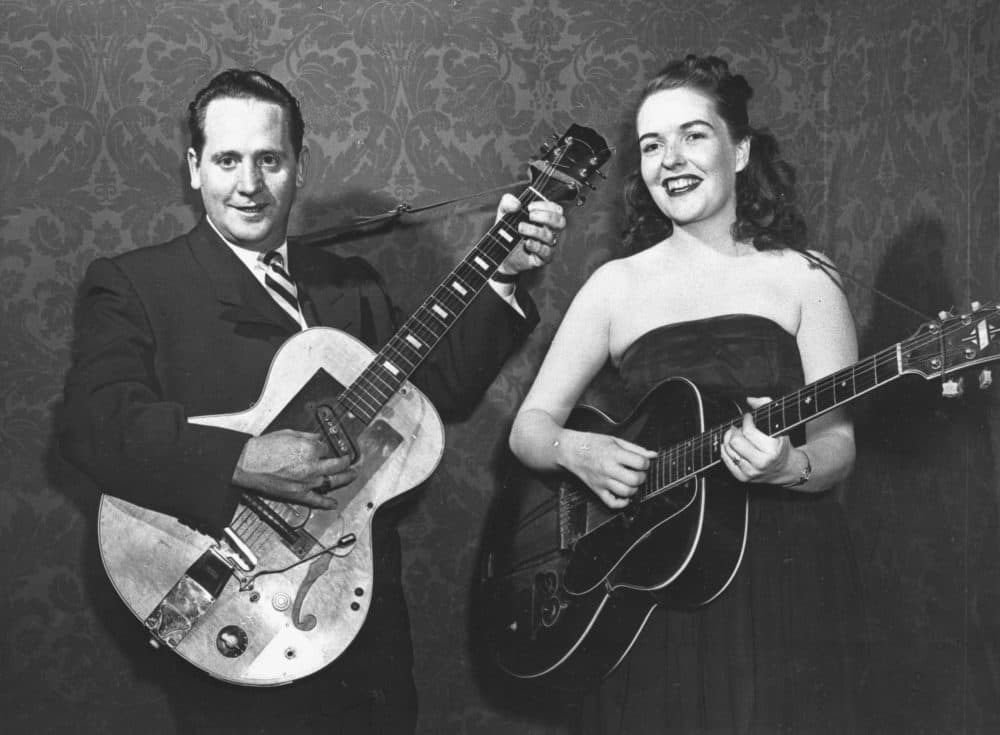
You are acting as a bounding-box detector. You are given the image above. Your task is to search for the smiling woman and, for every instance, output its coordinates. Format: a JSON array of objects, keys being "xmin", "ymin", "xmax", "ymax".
[
  {"xmin": 636, "ymin": 88, "xmax": 749, "ymax": 235},
  {"xmin": 507, "ymin": 54, "xmax": 865, "ymax": 734}
]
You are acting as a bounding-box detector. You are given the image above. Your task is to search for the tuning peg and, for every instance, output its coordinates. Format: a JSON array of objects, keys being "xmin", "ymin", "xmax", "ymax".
[
  {"xmin": 979, "ymin": 369, "xmax": 993, "ymax": 390},
  {"xmin": 938, "ymin": 310, "xmax": 951, "ymax": 321},
  {"xmin": 971, "ymin": 301, "xmax": 982, "ymax": 311},
  {"xmin": 941, "ymin": 376, "xmax": 964, "ymax": 398}
]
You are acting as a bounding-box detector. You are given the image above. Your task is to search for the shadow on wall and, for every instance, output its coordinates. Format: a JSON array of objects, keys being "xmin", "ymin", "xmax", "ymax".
[
  {"xmin": 850, "ymin": 217, "xmax": 998, "ymax": 733},
  {"xmin": 855, "ymin": 217, "xmax": 964, "ymax": 453}
]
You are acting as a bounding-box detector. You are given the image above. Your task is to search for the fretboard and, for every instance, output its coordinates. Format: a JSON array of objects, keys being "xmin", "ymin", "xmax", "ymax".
[
  {"xmin": 336, "ymin": 189, "xmax": 542, "ymax": 425},
  {"xmin": 642, "ymin": 343, "xmax": 903, "ymax": 498}
]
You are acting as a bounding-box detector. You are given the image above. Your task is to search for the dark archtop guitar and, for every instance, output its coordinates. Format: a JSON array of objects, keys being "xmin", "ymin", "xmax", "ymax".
[
  {"xmin": 479, "ymin": 302, "xmax": 1000, "ymax": 689},
  {"xmin": 97, "ymin": 124, "xmax": 611, "ymax": 686}
]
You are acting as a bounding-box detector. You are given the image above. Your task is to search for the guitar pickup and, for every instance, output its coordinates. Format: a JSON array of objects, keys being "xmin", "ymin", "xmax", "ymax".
[{"xmin": 315, "ymin": 404, "xmax": 359, "ymax": 464}]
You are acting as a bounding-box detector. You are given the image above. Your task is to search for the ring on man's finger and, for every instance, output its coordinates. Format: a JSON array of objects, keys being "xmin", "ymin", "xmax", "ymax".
[{"xmin": 319, "ymin": 475, "xmax": 333, "ymax": 491}]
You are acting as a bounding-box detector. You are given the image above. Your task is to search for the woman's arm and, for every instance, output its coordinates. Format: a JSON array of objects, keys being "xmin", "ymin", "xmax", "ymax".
[
  {"xmin": 510, "ymin": 263, "xmax": 656, "ymax": 508},
  {"xmin": 721, "ymin": 250, "xmax": 858, "ymax": 492}
]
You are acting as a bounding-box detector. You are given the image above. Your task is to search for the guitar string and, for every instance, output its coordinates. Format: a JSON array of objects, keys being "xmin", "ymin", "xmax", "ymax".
[
  {"xmin": 334, "ymin": 186, "xmax": 554, "ymax": 421},
  {"xmin": 339, "ymin": 178, "xmax": 565, "ymax": 421},
  {"xmin": 517, "ymin": 318, "xmax": 973, "ymax": 536},
  {"xmin": 232, "ymin": 139, "xmax": 595, "ymax": 569},
  {"xmin": 334, "ymin": 140, "xmax": 594, "ymax": 423},
  {"xmin": 535, "ymin": 346, "xmax": 901, "ymax": 523}
]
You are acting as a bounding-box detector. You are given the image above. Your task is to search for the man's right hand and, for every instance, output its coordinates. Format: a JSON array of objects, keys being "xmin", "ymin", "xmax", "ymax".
[
  {"xmin": 232, "ymin": 429, "xmax": 356, "ymax": 509},
  {"xmin": 557, "ymin": 430, "xmax": 656, "ymax": 510}
]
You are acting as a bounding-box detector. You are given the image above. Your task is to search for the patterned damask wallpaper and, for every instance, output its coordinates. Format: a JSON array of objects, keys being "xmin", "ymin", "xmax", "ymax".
[{"xmin": 2, "ymin": 0, "xmax": 998, "ymax": 733}]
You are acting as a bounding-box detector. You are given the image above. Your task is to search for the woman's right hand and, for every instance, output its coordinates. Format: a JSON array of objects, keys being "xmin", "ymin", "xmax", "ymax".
[{"xmin": 557, "ymin": 431, "xmax": 658, "ymax": 509}]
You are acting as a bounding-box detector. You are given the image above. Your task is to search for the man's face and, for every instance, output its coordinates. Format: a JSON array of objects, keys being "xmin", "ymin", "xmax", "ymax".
[{"xmin": 187, "ymin": 97, "xmax": 307, "ymax": 253}]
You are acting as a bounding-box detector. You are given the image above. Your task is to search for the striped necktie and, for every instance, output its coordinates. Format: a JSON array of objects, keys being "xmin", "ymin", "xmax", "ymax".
[{"xmin": 262, "ymin": 250, "xmax": 302, "ymax": 323}]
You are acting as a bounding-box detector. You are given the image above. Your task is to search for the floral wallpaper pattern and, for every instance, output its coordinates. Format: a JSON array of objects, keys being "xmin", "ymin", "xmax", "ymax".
[{"xmin": 1, "ymin": 0, "xmax": 998, "ymax": 733}]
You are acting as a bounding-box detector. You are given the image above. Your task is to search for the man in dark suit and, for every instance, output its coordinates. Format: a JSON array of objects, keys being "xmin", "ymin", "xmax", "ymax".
[{"xmin": 59, "ymin": 69, "xmax": 564, "ymax": 733}]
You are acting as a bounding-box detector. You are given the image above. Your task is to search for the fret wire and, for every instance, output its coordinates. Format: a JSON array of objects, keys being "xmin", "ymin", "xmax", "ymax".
[
  {"xmin": 647, "ymin": 341, "xmax": 941, "ymax": 495},
  {"xmin": 365, "ymin": 366, "xmax": 402, "ymax": 396},
  {"xmin": 360, "ymin": 364, "xmax": 397, "ymax": 394},
  {"xmin": 338, "ymin": 391, "xmax": 366, "ymax": 417},
  {"xmin": 407, "ymin": 307, "xmax": 448, "ymax": 334},
  {"xmin": 454, "ymin": 264, "xmax": 489, "ymax": 287},
  {"xmin": 406, "ymin": 312, "xmax": 439, "ymax": 340},
  {"xmin": 385, "ymin": 335, "xmax": 419, "ymax": 359},
  {"xmin": 444, "ymin": 266, "xmax": 480, "ymax": 292},
  {"xmin": 449, "ymin": 269, "xmax": 478, "ymax": 292},
  {"xmin": 348, "ymin": 378, "xmax": 384, "ymax": 413},
  {"xmin": 436, "ymin": 275, "xmax": 472, "ymax": 300},
  {"xmin": 434, "ymin": 286, "xmax": 469, "ymax": 312},
  {"xmin": 356, "ymin": 382, "xmax": 392, "ymax": 411},
  {"xmin": 335, "ymin": 175, "xmax": 565, "ymax": 423},
  {"xmin": 383, "ymin": 344, "xmax": 419, "ymax": 373},
  {"xmin": 394, "ymin": 329, "xmax": 427, "ymax": 359}
]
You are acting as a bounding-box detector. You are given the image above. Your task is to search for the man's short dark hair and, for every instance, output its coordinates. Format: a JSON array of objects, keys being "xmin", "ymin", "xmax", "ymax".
[{"xmin": 187, "ymin": 69, "xmax": 305, "ymax": 161}]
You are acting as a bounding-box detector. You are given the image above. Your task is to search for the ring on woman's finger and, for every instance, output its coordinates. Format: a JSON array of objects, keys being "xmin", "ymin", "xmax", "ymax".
[
  {"xmin": 319, "ymin": 474, "xmax": 333, "ymax": 492},
  {"xmin": 732, "ymin": 456, "xmax": 742, "ymax": 466}
]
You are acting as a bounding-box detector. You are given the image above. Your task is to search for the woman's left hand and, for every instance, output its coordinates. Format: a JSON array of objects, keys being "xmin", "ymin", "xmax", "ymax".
[{"xmin": 720, "ymin": 396, "xmax": 793, "ymax": 483}]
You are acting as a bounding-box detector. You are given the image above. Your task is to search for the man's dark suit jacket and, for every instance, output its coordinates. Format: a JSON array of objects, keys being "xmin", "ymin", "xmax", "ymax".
[
  {"xmin": 61, "ymin": 217, "xmax": 537, "ymax": 531},
  {"xmin": 58, "ymin": 217, "xmax": 538, "ymax": 724}
]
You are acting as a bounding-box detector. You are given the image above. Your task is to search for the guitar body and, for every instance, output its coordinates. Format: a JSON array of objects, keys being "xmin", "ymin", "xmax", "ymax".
[
  {"xmin": 481, "ymin": 301, "xmax": 1000, "ymax": 685},
  {"xmin": 95, "ymin": 124, "xmax": 614, "ymax": 685},
  {"xmin": 480, "ymin": 377, "xmax": 749, "ymax": 686},
  {"xmin": 98, "ymin": 327, "xmax": 444, "ymax": 686}
]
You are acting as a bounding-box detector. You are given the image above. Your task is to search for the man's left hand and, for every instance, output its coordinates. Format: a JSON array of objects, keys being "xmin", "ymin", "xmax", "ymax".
[{"xmin": 495, "ymin": 193, "xmax": 566, "ymax": 275}]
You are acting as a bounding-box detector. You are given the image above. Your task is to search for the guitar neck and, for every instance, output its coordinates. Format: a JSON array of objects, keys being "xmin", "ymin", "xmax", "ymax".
[
  {"xmin": 646, "ymin": 343, "xmax": 904, "ymax": 495},
  {"xmin": 336, "ymin": 187, "xmax": 542, "ymax": 425}
]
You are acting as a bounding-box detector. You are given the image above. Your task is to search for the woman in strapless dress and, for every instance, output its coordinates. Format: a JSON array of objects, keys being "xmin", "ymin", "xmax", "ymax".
[{"xmin": 508, "ymin": 55, "xmax": 866, "ymax": 734}]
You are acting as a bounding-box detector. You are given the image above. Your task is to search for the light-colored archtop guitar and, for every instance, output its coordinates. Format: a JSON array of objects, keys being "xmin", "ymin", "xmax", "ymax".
[{"xmin": 98, "ymin": 124, "xmax": 611, "ymax": 686}]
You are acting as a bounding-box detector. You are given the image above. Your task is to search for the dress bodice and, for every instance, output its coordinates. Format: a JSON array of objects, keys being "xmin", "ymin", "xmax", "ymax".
[
  {"xmin": 618, "ymin": 314, "xmax": 804, "ymax": 402},
  {"xmin": 582, "ymin": 317, "xmax": 865, "ymax": 735}
]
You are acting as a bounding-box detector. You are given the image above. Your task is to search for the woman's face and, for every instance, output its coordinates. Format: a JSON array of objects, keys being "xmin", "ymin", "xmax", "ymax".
[{"xmin": 637, "ymin": 87, "xmax": 749, "ymax": 234}]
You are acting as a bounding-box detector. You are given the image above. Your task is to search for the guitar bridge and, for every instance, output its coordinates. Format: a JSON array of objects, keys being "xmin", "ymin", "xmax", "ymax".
[{"xmin": 145, "ymin": 548, "xmax": 233, "ymax": 648}]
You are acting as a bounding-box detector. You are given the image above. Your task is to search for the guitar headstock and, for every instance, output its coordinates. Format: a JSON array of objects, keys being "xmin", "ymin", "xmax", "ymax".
[
  {"xmin": 528, "ymin": 124, "xmax": 612, "ymax": 205},
  {"xmin": 900, "ymin": 301, "xmax": 1000, "ymax": 388}
]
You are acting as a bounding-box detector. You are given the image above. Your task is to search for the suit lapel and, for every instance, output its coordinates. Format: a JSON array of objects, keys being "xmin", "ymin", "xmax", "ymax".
[
  {"xmin": 287, "ymin": 240, "xmax": 356, "ymax": 333},
  {"xmin": 187, "ymin": 218, "xmax": 300, "ymax": 332}
]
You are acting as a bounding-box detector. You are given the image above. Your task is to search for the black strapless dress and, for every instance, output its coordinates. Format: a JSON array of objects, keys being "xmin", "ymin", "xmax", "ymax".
[{"xmin": 577, "ymin": 315, "xmax": 867, "ymax": 735}]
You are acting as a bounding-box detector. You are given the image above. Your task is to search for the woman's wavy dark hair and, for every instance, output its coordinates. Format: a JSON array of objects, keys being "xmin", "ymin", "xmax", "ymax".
[{"xmin": 623, "ymin": 55, "xmax": 807, "ymax": 254}]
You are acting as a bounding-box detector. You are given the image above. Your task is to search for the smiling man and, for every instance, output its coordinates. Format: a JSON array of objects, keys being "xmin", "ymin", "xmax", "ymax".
[
  {"xmin": 189, "ymin": 96, "xmax": 307, "ymax": 252},
  {"xmin": 60, "ymin": 68, "xmax": 565, "ymax": 734}
]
